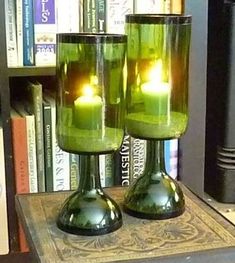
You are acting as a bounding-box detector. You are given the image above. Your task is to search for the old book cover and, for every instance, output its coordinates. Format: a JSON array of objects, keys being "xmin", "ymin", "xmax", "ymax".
[
  {"xmin": 16, "ymin": 185, "xmax": 235, "ymax": 262},
  {"xmin": 11, "ymin": 108, "xmax": 29, "ymax": 252}
]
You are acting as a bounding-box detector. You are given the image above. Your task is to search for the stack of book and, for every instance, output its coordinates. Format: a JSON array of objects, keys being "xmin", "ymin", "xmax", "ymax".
[{"xmin": 5, "ymin": 0, "xmax": 182, "ymax": 67}]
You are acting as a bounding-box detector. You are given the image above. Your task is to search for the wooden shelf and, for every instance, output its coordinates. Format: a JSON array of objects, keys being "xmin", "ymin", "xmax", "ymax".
[
  {"xmin": 0, "ymin": 252, "xmax": 33, "ymax": 263},
  {"xmin": 7, "ymin": 67, "xmax": 55, "ymax": 77}
]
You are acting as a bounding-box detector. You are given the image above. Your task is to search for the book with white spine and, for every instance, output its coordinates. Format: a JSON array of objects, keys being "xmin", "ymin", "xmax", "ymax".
[
  {"xmin": 0, "ymin": 120, "xmax": 9, "ymax": 255},
  {"xmin": 44, "ymin": 93, "xmax": 70, "ymax": 192},
  {"xmin": 106, "ymin": 0, "xmax": 134, "ymax": 34},
  {"xmin": 5, "ymin": 0, "xmax": 18, "ymax": 67},
  {"xmin": 57, "ymin": 0, "xmax": 80, "ymax": 33}
]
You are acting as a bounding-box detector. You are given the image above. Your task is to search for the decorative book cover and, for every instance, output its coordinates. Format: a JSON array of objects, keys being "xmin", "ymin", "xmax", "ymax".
[{"xmin": 16, "ymin": 185, "xmax": 235, "ymax": 263}]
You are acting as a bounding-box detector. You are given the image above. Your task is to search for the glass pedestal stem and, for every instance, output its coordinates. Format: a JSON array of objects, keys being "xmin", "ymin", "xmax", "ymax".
[
  {"xmin": 124, "ymin": 139, "xmax": 185, "ymax": 219},
  {"xmin": 57, "ymin": 154, "xmax": 122, "ymax": 235}
]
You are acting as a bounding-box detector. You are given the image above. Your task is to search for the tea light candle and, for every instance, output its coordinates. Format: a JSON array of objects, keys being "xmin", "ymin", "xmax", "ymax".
[
  {"xmin": 74, "ymin": 85, "xmax": 103, "ymax": 130},
  {"xmin": 141, "ymin": 60, "xmax": 171, "ymax": 115}
]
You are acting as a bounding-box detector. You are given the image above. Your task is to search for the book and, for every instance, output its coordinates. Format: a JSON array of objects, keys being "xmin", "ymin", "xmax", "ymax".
[
  {"xmin": 56, "ymin": 0, "xmax": 80, "ymax": 33},
  {"xmin": 114, "ymin": 134, "xmax": 131, "ymax": 186},
  {"xmin": 97, "ymin": 0, "xmax": 106, "ymax": 33},
  {"xmin": 99, "ymin": 154, "xmax": 114, "ymax": 188},
  {"xmin": 43, "ymin": 93, "xmax": 70, "ymax": 191},
  {"xmin": 14, "ymin": 103, "xmax": 38, "ymax": 193},
  {"xmin": 130, "ymin": 138, "xmax": 146, "ymax": 183},
  {"xmin": 134, "ymin": 0, "xmax": 164, "ymax": 13},
  {"xmin": 106, "ymin": 0, "xmax": 134, "ymax": 34},
  {"xmin": 10, "ymin": 108, "xmax": 29, "ymax": 252},
  {"xmin": 70, "ymin": 154, "xmax": 79, "ymax": 191},
  {"xmin": 26, "ymin": 81, "xmax": 45, "ymax": 192},
  {"xmin": 16, "ymin": 0, "xmax": 23, "ymax": 66},
  {"xmin": 42, "ymin": 99, "xmax": 53, "ymax": 192},
  {"xmin": 5, "ymin": 0, "xmax": 18, "ymax": 67},
  {"xmin": 83, "ymin": 0, "xmax": 97, "ymax": 33},
  {"xmin": 23, "ymin": 0, "xmax": 35, "ymax": 66},
  {"xmin": 33, "ymin": 0, "xmax": 56, "ymax": 66},
  {"xmin": 0, "ymin": 119, "xmax": 9, "ymax": 255}
]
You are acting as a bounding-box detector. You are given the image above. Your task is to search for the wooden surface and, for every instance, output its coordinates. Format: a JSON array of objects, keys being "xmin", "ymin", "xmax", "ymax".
[{"xmin": 16, "ymin": 185, "xmax": 235, "ymax": 263}]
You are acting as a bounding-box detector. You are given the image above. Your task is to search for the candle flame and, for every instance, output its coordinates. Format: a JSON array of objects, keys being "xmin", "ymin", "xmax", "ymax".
[
  {"xmin": 83, "ymin": 85, "xmax": 94, "ymax": 97},
  {"xmin": 148, "ymin": 59, "xmax": 163, "ymax": 83}
]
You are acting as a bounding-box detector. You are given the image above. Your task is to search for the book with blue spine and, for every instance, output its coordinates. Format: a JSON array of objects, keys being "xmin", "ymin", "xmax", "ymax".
[{"xmin": 23, "ymin": 0, "xmax": 35, "ymax": 66}]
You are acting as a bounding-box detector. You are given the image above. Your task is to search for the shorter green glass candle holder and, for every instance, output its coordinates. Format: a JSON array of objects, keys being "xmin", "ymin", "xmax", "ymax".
[
  {"xmin": 124, "ymin": 14, "xmax": 191, "ymax": 219},
  {"xmin": 124, "ymin": 140, "xmax": 185, "ymax": 219},
  {"xmin": 56, "ymin": 33, "xmax": 127, "ymax": 235}
]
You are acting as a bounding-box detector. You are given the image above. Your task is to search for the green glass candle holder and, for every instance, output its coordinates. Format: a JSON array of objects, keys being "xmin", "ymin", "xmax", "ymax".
[
  {"xmin": 124, "ymin": 14, "xmax": 191, "ymax": 219},
  {"xmin": 56, "ymin": 33, "xmax": 127, "ymax": 235}
]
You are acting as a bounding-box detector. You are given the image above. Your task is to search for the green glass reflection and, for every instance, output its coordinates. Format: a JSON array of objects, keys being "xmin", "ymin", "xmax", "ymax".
[{"xmin": 125, "ymin": 15, "xmax": 191, "ymax": 140}]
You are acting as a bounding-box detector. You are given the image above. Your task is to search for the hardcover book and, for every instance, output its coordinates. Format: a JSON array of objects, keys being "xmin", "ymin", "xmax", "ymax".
[
  {"xmin": 11, "ymin": 109, "xmax": 30, "ymax": 252},
  {"xmin": 0, "ymin": 120, "xmax": 9, "ymax": 255},
  {"xmin": 33, "ymin": 0, "xmax": 56, "ymax": 66},
  {"xmin": 23, "ymin": 0, "xmax": 35, "ymax": 66},
  {"xmin": 26, "ymin": 81, "xmax": 45, "ymax": 192},
  {"xmin": 44, "ymin": 93, "xmax": 70, "ymax": 192},
  {"xmin": 14, "ymin": 103, "xmax": 38, "ymax": 193},
  {"xmin": 57, "ymin": 0, "xmax": 80, "ymax": 33},
  {"xmin": 5, "ymin": 0, "xmax": 18, "ymax": 67}
]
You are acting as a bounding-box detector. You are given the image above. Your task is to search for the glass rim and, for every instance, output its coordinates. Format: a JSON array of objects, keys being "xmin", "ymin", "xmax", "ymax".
[
  {"xmin": 57, "ymin": 33, "xmax": 127, "ymax": 44},
  {"xmin": 125, "ymin": 14, "xmax": 192, "ymax": 24}
]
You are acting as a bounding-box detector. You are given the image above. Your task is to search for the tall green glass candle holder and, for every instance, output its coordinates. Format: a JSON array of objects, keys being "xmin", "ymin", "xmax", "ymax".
[
  {"xmin": 56, "ymin": 33, "xmax": 127, "ymax": 235},
  {"xmin": 124, "ymin": 14, "xmax": 191, "ymax": 219}
]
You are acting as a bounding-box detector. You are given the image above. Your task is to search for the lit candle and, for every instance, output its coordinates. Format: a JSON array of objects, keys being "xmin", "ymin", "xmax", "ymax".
[
  {"xmin": 74, "ymin": 85, "xmax": 103, "ymax": 130},
  {"xmin": 141, "ymin": 60, "xmax": 171, "ymax": 115}
]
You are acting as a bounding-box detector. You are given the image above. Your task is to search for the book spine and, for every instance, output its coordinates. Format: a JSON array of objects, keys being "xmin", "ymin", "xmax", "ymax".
[
  {"xmin": 83, "ymin": 0, "xmax": 97, "ymax": 32},
  {"xmin": 79, "ymin": 0, "xmax": 84, "ymax": 32},
  {"xmin": 114, "ymin": 134, "xmax": 131, "ymax": 186},
  {"xmin": 106, "ymin": 0, "xmax": 134, "ymax": 34},
  {"xmin": 30, "ymin": 82, "xmax": 45, "ymax": 192},
  {"xmin": 130, "ymin": 138, "xmax": 146, "ymax": 183},
  {"xmin": 5, "ymin": 0, "xmax": 18, "ymax": 67},
  {"xmin": 16, "ymin": 0, "xmax": 23, "ymax": 66},
  {"xmin": 97, "ymin": 0, "xmax": 106, "ymax": 33},
  {"xmin": 25, "ymin": 115, "xmax": 38, "ymax": 193},
  {"xmin": 70, "ymin": 154, "xmax": 79, "ymax": 190},
  {"xmin": 169, "ymin": 139, "xmax": 179, "ymax": 179},
  {"xmin": 104, "ymin": 154, "xmax": 114, "ymax": 187},
  {"xmin": 99, "ymin": 154, "xmax": 114, "ymax": 187},
  {"xmin": 45, "ymin": 94, "xmax": 70, "ymax": 191},
  {"xmin": 0, "ymin": 124, "xmax": 9, "ymax": 255},
  {"xmin": 43, "ymin": 100, "xmax": 53, "ymax": 192},
  {"xmin": 23, "ymin": 0, "xmax": 35, "ymax": 66},
  {"xmin": 56, "ymin": 0, "xmax": 80, "ymax": 33},
  {"xmin": 53, "ymin": 145, "xmax": 70, "ymax": 191},
  {"xmin": 11, "ymin": 112, "xmax": 29, "ymax": 252},
  {"xmin": 33, "ymin": 0, "xmax": 56, "ymax": 66},
  {"xmin": 134, "ymin": 0, "xmax": 165, "ymax": 13}
]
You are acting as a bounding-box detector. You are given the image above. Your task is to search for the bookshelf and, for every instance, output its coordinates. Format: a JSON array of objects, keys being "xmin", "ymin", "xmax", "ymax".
[
  {"xmin": 0, "ymin": 0, "xmax": 56, "ymax": 259},
  {"xmin": 0, "ymin": 0, "xmax": 225, "ymax": 261}
]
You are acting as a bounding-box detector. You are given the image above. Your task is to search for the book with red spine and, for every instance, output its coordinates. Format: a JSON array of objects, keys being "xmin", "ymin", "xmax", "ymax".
[{"xmin": 11, "ymin": 108, "xmax": 29, "ymax": 252}]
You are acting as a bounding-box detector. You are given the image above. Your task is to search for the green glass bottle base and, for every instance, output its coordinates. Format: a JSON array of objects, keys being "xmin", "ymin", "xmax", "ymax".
[
  {"xmin": 124, "ymin": 174, "xmax": 185, "ymax": 220},
  {"xmin": 57, "ymin": 190, "xmax": 123, "ymax": 236}
]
